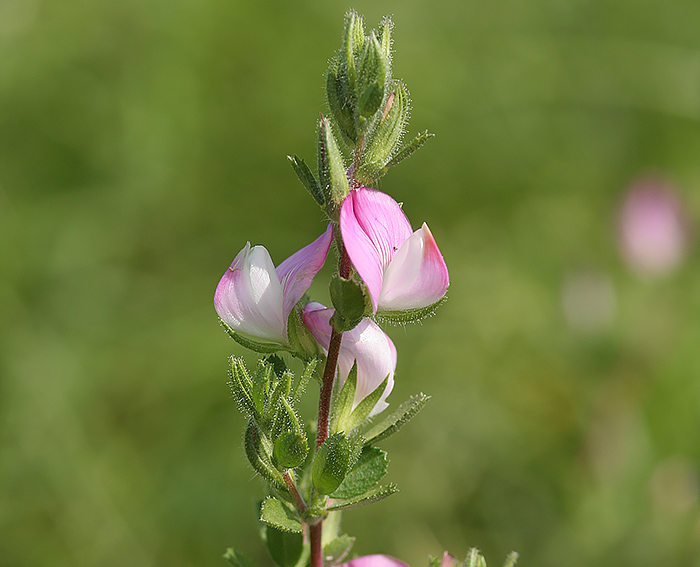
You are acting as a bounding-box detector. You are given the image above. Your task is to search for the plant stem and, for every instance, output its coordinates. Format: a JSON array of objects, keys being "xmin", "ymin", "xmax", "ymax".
[
  {"xmin": 283, "ymin": 471, "xmax": 307, "ymax": 513},
  {"xmin": 310, "ymin": 521, "xmax": 323, "ymax": 567}
]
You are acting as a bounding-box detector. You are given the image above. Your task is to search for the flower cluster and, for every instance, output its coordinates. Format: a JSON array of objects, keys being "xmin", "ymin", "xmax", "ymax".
[{"xmin": 215, "ymin": 187, "xmax": 449, "ymax": 414}]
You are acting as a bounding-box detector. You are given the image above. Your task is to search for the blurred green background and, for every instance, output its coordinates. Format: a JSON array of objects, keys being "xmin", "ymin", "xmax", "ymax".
[{"xmin": 2, "ymin": 0, "xmax": 700, "ymax": 566}]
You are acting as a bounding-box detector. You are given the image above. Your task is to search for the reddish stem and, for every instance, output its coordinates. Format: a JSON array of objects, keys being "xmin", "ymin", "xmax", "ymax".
[{"xmin": 310, "ymin": 522, "xmax": 323, "ymax": 567}]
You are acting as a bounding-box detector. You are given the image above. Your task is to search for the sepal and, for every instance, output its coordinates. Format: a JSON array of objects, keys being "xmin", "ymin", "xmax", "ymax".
[
  {"xmin": 288, "ymin": 154, "xmax": 324, "ymax": 208},
  {"xmin": 357, "ymin": 33, "xmax": 388, "ymax": 119},
  {"xmin": 245, "ymin": 420, "xmax": 286, "ymax": 489},
  {"xmin": 374, "ymin": 295, "xmax": 448, "ymax": 325},
  {"xmin": 386, "ymin": 129, "xmax": 434, "ymax": 169},
  {"xmin": 327, "ymin": 55, "xmax": 357, "ymax": 145},
  {"xmin": 318, "ymin": 116, "xmax": 349, "ymax": 211},
  {"xmin": 228, "ymin": 357, "xmax": 259, "ymax": 422},
  {"xmin": 287, "ymin": 303, "xmax": 322, "ymax": 360},
  {"xmin": 363, "ymin": 393, "xmax": 430, "ymax": 445}
]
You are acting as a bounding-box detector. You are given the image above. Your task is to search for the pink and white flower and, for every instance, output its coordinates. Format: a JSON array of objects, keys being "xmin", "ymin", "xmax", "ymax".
[
  {"xmin": 338, "ymin": 556, "xmax": 411, "ymax": 567},
  {"xmin": 214, "ymin": 224, "xmax": 333, "ymax": 345},
  {"xmin": 340, "ymin": 187, "xmax": 449, "ymax": 313},
  {"xmin": 302, "ymin": 302, "xmax": 396, "ymax": 415}
]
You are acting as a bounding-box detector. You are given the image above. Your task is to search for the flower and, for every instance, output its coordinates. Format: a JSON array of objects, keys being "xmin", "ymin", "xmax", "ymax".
[
  {"xmin": 338, "ymin": 556, "xmax": 411, "ymax": 567},
  {"xmin": 619, "ymin": 179, "xmax": 688, "ymax": 276},
  {"xmin": 302, "ymin": 302, "xmax": 396, "ymax": 414},
  {"xmin": 340, "ymin": 187, "xmax": 449, "ymax": 314},
  {"xmin": 214, "ymin": 224, "xmax": 333, "ymax": 346}
]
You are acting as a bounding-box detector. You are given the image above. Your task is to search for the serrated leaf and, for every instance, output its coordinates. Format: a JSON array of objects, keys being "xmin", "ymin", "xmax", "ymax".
[
  {"xmin": 341, "ymin": 376, "xmax": 389, "ymax": 432},
  {"xmin": 363, "ymin": 393, "xmax": 430, "ymax": 445},
  {"xmin": 326, "ymin": 483, "xmax": 398, "ymax": 511},
  {"xmin": 323, "ymin": 535, "xmax": 355, "ymax": 567},
  {"xmin": 288, "ymin": 154, "xmax": 325, "ymax": 207},
  {"xmin": 223, "ymin": 548, "xmax": 256, "ymax": 567},
  {"xmin": 245, "ymin": 420, "xmax": 285, "ymax": 489},
  {"xmin": 329, "ymin": 363, "xmax": 357, "ymax": 435},
  {"xmin": 331, "ymin": 446, "xmax": 388, "ymax": 498},
  {"xmin": 312, "ymin": 432, "xmax": 351, "ymax": 495},
  {"xmin": 264, "ymin": 525, "xmax": 304, "ymax": 567},
  {"xmin": 385, "ymin": 129, "xmax": 435, "ymax": 169},
  {"xmin": 260, "ymin": 497, "xmax": 303, "ymax": 533}
]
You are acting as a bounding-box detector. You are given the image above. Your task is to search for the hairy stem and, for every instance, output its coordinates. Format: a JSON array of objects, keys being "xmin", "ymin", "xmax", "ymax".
[{"xmin": 283, "ymin": 471, "xmax": 307, "ymax": 513}]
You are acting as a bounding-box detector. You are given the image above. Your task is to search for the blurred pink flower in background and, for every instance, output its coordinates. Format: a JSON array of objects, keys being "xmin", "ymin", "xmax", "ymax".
[
  {"xmin": 619, "ymin": 179, "xmax": 689, "ymax": 276},
  {"xmin": 339, "ymin": 555, "xmax": 411, "ymax": 567}
]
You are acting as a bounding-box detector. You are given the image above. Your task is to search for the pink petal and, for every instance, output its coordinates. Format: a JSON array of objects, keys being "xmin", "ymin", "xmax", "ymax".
[
  {"xmin": 276, "ymin": 224, "xmax": 334, "ymax": 323},
  {"xmin": 214, "ymin": 243, "xmax": 286, "ymax": 342},
  {"xmin": 379, "ymin": 223, "xmax": 449, "ymax": 310},
  {"xmin": 339, "ymin": 556, "xmax": 412, "ymax": 567},
  {"xmin": 340, "ymin": 188, "xmax": 413, "ymax": 312},
  {"xmin": 302, "ymin": 303, "xmax": 396, "ymax": 415}
]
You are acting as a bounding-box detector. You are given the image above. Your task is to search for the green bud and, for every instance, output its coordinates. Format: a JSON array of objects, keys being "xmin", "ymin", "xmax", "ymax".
[
  {"xmin": 317, "ymin": 116, "xmax": 349, "ymax": 212},
  {"xmin": 312, "ymin": 432, "xmax": 351, "ymax": 495},
  {"xmin": 326, "ymin": 56, "xmax": 357, "ymax": 145},
  {"xmin": 357, "ymin": 33, "xmax": 388, "ymax": 119},
  {"xmin": 343, "ymin": 10, "xmax": 365, "ymax": 90},
  {"xmin": 244, "ymin": 420, "xmax": 285, "ymax": 489},
  {"xmin": 329, "ymin": 274, "xmax": 370, "ymax": 332},
  {"xmin": 377, "ymin": 17, "xmax": 393, "ymax": 62},
  {"xmin": 273, "ymin": 431, "xmax": 309, "ymax": 469}
]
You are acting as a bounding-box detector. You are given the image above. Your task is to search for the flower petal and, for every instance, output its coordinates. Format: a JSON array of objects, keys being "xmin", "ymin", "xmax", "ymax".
[
  {"xmin": 339, "ymin": 556, "xmax": 412, "ymax": 567},
  {"xmin": 276, "ymin": 224, "xmax": 334, "ymax": 323},
  {"xmin": 214, "ymin": 243, "xmax": 286, "ymax": 343},
  {"xmin": 340, "ymin": 188, "xmax": 413, "ymax": 311},
  {"xmin": 379, "ymin": 223, "xmax": 449, "ymax": 310},
  {"xmin": 302, "ymin": 303, "xmax": 396, "ymax": 415}
]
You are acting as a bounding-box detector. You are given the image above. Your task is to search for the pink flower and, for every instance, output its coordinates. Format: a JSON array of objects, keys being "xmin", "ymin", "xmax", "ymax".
[
  {"xmin": 214, "ymin": 225, "xmax": 333, "ymax": 345},
  {"xmin": 619, "ymin": 179, "xmax": 688, "ymax": 276},
  {"xmin": 340, "ymin": 187, "xmax": 449, "ymax": 314},
  {"xmin": 338, "ymin": 556, "xmax": 411, "ymax": 567},
  {"xmin": 302, "ymin": 302, "xmax": 396, "ymax": 415}
]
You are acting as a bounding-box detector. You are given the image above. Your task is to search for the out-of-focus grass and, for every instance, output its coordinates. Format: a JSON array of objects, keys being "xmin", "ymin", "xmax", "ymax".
[{"xmin": 2, "ymin": 1, "xmax": 700, "ymax": 566}]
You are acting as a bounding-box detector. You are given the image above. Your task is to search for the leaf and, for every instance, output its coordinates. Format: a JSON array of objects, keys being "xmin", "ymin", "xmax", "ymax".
[
  {"xmin": 329, "ymin": 363, "xmax": 357, "ymax": 435},
  {"xmin": 326, "ymin": 483, "xmax": 398, "ymax": 511},
  {"xmin": 264, "ymin": 525, "xmax": 304, "ymax": 567},
  {"xmin": 329, "ymin": 275, "xmax": 369, "ymax": 332},
  {"xmin": 363, "ymin": 393, "xmax": 430, "ymax": 444},
  {"xmin": 385, "ymin": 130, "xmax": 435, "ymax": 169},
  {"xmin": 273, "ymin": 431, "xmax": 309, "ymax": 469},
  {"xmin": 288, "ymin": 154, "xmax": 325, "ymax": 207},
  {"xmin": 223, "ymin": 548, "xmax": 256, "ymax": 567},
  {"xmin": 260, "ymin": 497, "xmax": 303, "ymax": 533},
  {"xmin": 312, "ymin": 432, "xmax": 351, "ymax": 495},
  {"xmin": 331, "ymin": 446, "xmax": 388, "ymax": 498},
  {"xmin": 323, "ymin": 535, "xmax": 355, "ymax": 567},
  {"xmin": 341, "ymin": 376, "xmax": 389, "ymax": 432}
]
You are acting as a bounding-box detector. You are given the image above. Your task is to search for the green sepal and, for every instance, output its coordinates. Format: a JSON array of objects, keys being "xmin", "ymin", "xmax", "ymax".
[
  {"xmin": 260, "ymin": 496, "xmax": 303, "ymax": 533},
  {"xmin": 363, "ymin": 393, "xmax": 430, "ymax": 445},
  {"xmin": 292, "ymin": 358, "xmax": 317, "ymax": 404},
  {"xmin": 340, "ymin": 376, "xmax": 389, "ymax": 433},
  {"xmin": 326, "ymin": 483, "xmax": 398, "ymax": 511},
  {"xmin": 465, "ymin": 549, "xmax": 488, "ymax": 567},
  {"xmin": 265, "ymin": 371, "xmax": 292, "ymax": 423},
  {"xmin": 245, "ymin": 420, "xmax": 286, "ymax": 489},
  {"xmin": 342, "ymin": 10, "xmax": 365, "ymax": 91},
  {"xmin": 374, "ymin": 295, "xmax": 448, "ymax": 325},
  {"xmin": 263, "ymin": 524, "xmax": 304, "ymax": 567},
  {"xmin": 318, "ymin": 116, "xmax": 349, "ymax": 211},
  {"xmin": 253, "ymin": 360, "xmax": 275, "ymax": 416},
  {"xmin": 331, "ymin": 446, "xmax": 388, "ymax": 499},
  {"xmin": 312, "ymin": 432, "xmax": 352, "ymax": 495},
  {"xmin": 273, "ymin": 431, "xmax": 309, "ymax": 469},
  {"xmin": 271, "ymin": 395, "xmax": 303, "ymax": 438},
  {"xmin": 329, "ymin": 275, "xmax": 370, "ymax": 332},
  {"xmin": 357, "ymin": 33, "xmax": 388, "ymax": 119},
  {"xmin": 228, "ymin": 357, "xmax": 259, "ymax": 422},
  {"xmin": 288, "ymin": 154, "xmax": 325, "ymax": 208},
  {"xmin": 223, "ymin": 548, "xmax": 256, "ymax": 567},
  {"xmin": 326, "ymin": 56, "xmax": 357, "ymax": 146},
  {"xmin": 502, "ymin": 552, "xmax": 518, "ymax": 567},
  {"xmin": 323, "ymin": 535, "xmax": 355, "ymax": 567},
  {"xmin": 287, "ymin": 304, "xmax": 322, "ymax": 361},
  {"xmin": 428, "ymin": 557, "xmax": 442, "ymax": 567},
  {"xmin": 356, "ymin": 80, "xmax": 410, "ymax": 185},
  {"xmin": 219, "ymin": 318, "xmax": 284, "ymax": 354},
  {"xmin": 385, "ymin": 129, "xmax": 434, "ymax": 169},
  {"xmin": 377, "ymin": 17, "xmax": 393, "ymax": 62},
  {"xmin": 329, "ymin": 363, "xmax": 357, "ymax": 435}
]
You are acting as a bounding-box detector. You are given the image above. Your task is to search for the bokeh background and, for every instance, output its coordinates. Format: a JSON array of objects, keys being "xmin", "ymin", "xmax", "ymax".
[{"xmin": 3, "ymin": 0, "xmax": 700, "ymax": 566}]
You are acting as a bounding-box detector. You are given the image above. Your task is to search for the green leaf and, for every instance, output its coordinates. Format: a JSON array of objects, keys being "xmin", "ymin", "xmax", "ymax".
[
  {"xmin": 288, "ymin": 154, "xmax": 324, "ymax": 207},
  {"xmin": 331, "ymin": 446, "xmax": 388, "ymax": 498},
  {"xmin": 318, "ymin": 116, "xmax": 349, "ymax": 210},
  {"xmin": 385, "ymin": 129, "xmax": 435, "ymax": 169},
  {"xmin": 329, "ymin": 275, "xmax": 369, "ymax": 332},
  {"xmin": 329, "ymin": 363, "xmax": 357, "ymax": 435},
  {"xmin": 342, "ymin": 376, "xmax": 389, "ymax": 432},
  {"xmin": 260, "ymin": 497, "xmax": 303, "ymax": 533},
  {"xmin": 228, "ymin": 357, "xmax": 258, "ymax": 421},
  {"xmin": 323, "ymin": 535, "xmax": 355, "ymax": 567},
  {"xmin": 273, "ymin": 431, "xmax": 309, "ymax": 469},
  {"xmin": 363, "ymin": 393, "xmax": 430, "ymax": 445},
  {"xmin": 264, "ymin": 525, "xmax": 304, "ymax": 567},
  {"xmin": 312, "ymin": 432, "xmax": 351, "ymax": 495},
  {"xmin": 287, "ymin": 305, "xmax": 322, "ymax": 361},
  {"xmin": 223, "ymin": 548, "xmax": 256, "ymax": 567},
  {"xmin": 244, "ymin": 420, "xmax": 285, "ymax": 489},
  {"xmin": 326, "ymin": 483, "xmax": 398, "ymax": 511}
]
